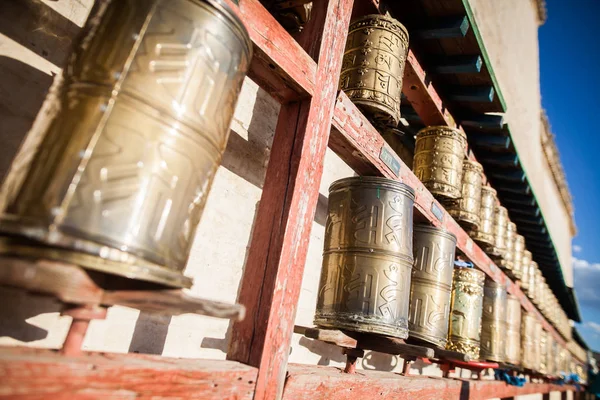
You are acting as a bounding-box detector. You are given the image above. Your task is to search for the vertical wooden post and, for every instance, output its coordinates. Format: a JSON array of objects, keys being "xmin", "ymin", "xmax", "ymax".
[{"xmin": 227, "ymin": 0, "xmax": 353, "ymax": 399}]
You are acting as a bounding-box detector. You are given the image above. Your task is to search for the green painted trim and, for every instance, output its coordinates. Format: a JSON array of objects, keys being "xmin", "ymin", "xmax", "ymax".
[{"xmin": 461, "ymin": 0, "xmax": 507, "ymax": 112}]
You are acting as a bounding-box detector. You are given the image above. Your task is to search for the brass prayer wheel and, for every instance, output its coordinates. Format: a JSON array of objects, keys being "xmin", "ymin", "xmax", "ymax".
[
  {"xmin": 408, "ymin": 225, "xmax": 456, "ymax": 348},
  {"xmin": 470, "ymin": 186, "xmax": 497, "ymax": 249},
  {"xmin": 512, "ymin": 234, "xmax": 525, "ymax": 280},
  {"xmin": 546, "ymin": 334, "xmax": 555, "ymax": 376},
  {"xmin": 527, "ymin": 261, "xmax": 539, "ymax": 301},
  {"xmin": 521, "ymin": 312, "xmax": 536, "ymax": 369},
  {"xmin": 505, "ymin": 294, "xmax": 522, "ymax": 365},
  {"xmin": 446, "ymin": 267, "xmax": 485, "ymax": 359},
  {"xmin": 0, "ymin": 0, "xmax": 251, "ymax": 288},
  {"xmin": 489, "ymin": 206, "xmax": 508, "ymax": 257},
  {"xmin": 381, "ymin": 127, "xmax": 414, "ymax": 169},
  {"xmin": 533, "ymin": 319, "xmax": 543, "ymax": 371},
  {"xmin": 497, "ymin": 221, "xmax": 516, "ymax": 274},
  {"xmin": 315, "ymin": 177, "xmax": 415, "ymax": 338},
  {"xmin": 480, "ymin": 278, "xmax": 507, "ymax": 362},
  {"xmin": 539, "ymin": 329, "xmax": 548, "ymax": 374},
  {"xmin": 446, "ymin": 160, "xmax": 483, "ymax": 229},
  {"xmin": 264, "ymin": 0, "xmax": 313, "ymax": 33},
  {"xmin": 413, "ymin": 126, "xmax": 467, "ymax": 200},
  {"xmin": 339, "ymin": 14, "xmax": 409, "ymax": 127},
  {"xmin": 520, "ymin": 250, "xmax": 532, "ymax": 293},
  {"xmin": 534, "ymin": 269, "xmax": 544, "ymax": 306}
]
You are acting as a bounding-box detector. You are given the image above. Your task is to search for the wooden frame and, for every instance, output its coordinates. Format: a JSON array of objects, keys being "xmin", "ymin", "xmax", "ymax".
[{"xmin": 0, "ymin": 0, "xmax": 581, "ymax": 399}]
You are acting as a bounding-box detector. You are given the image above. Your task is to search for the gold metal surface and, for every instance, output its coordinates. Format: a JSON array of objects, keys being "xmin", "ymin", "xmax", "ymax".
[
  {"xmin": 265, "ymin": 0, "xmax": 313, "ymax": 33},
  {"xmin": 527, "ymin": 261, "xmax": 539, "ymax": 302},
  {"xmin": 315, "ymin": 177, "xmax": 415, "ymax": 338},
  {"xmin": 480, "ymin": 278, "xmax": 507, "ymax": 362},
  {"xmin": 381, "ymin": 127, "xmax": 414, "ymax": 169},
  {"xmin": 470, "ymin": 186, "xmax": 496, "ymax": 249},
  {"xmin": 534, "ymin": 269, "xmax": 544, "ymax": 306},
  {"xmin": 446, "ymin": 160, "xmax": 483, "ymax": 229},
  {"xmin": 339, "ymin": 14, "xmax": 409, "ymax": 127},
  {"xmin": 520, "ymin": 250, "xmax": 532, "ymax": 294},
  {"xmin": 505, "ymin": 294, "xmax": 521, "ymax": 365},
  {"xmin": 546, "ymin": 335, "xmax": 555, "ymax": 376},
  {"xmin": 413, "ymin": 126, "xmax": 467, "ymax": 200},
  {"xmin": 489, "ymin": 206, "xmax": 508, "ymax": 257},
  {"xmin": 0, "ymin": 0, "xmax": 251, "ymax": 288},
  {"xmin": 497, "ymin": 221, "xmax": 516, "ymax": 274},
  {"xmin": 446, "ymin": 267, "xmax": 485, "ymax": 360},
  {"xmin": 533, "ymin": 320, "xmax": 542, "ymax": 371},
  {"xmin": 512, "ymin": 234, "xmax": 525, "ymax": 280},
  {"xmin": 521, "ymin": 312, "xmax": 536, "ymax": 370},
  {"xmin": 539, "ymin": 329, "xmax": 548, "ymax": 374},
  {"xmin": 409, "ymin": 225, "xmax": 456, "ymax": 348}
]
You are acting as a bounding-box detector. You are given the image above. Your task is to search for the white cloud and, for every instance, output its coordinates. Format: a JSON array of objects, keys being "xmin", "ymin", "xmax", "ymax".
[
  {"xmin": 573, "ymin": 257, "xmax": 600, "ymax": 305},
  {"xmin": 572, "ymin": 257, "xmax": 600, "ymax": 270},
  {"xmin": 584, "ymin": 322, "xmax": 600, "ymax": 335},
  {"xmin": 573, "ymin": 245, "xmax": 583, "ymax": 253}
]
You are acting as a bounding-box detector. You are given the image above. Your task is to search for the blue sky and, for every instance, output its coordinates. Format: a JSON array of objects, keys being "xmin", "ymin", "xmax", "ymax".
[{"xmin": 539, "ymin": 0, "xmax": 600, "ymax": 351}]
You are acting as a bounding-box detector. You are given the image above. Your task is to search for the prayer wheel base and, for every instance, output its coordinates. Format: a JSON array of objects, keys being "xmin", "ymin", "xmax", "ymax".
[
  {"xmin": 446, "ymin": 337, "xmax": 480, "ymax": 361},
  {"xmin": 0, "ymin": 236, "xmax": 192, "ymax": 289},
  {"xmin": 314, "ymin": 314, "xmax": 409, "ymax": 340}
]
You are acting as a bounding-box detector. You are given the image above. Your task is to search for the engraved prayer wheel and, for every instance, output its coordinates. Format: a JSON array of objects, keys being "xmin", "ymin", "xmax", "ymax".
[
  {"xmin": 489, "ymin": 206, "xmax": 508, "ymax": 257},
  {"xmin": 0, "ymin": 0, "xmax": 251, "ymax": 288},
  {"xmin": 315, "ymin": 177, "xmax": 415, "ymax": 338},
  {"xmin": 534, "ymin": 269, "xmax": 544, "ymax": 306},
  {"xmin": 480, "ymin": 278, "xmax": 507, "ymax": 362},
  {"xmin": 512, "ymin": 234, "xmax": 525, "ymax": 280},
  {"xmin": 520, "ymin": 250, "xmax": 532, "ymax": 293},
  {"xmin": 264, "ymin": 0, "xmax": 313, "ymax": 33},
  {"xmin": 539, "ymin": 329, "xmax": 548, "ymax": 374},
  {"xmin": 413, "ymin": 126, "xmax": 467, "ymax": 200},
  {"xmin": 533, "ymin": 319, "xmax": 543, "ymax": 371},
  {"xmin": 497, "ymin": 221, "xmax": 516, "ymax": 274},
  {"xmin": 408, "ymin": 225, "xmax": 456, "ymax": 348},
  {"xmin": 446, "ymin": 267, "xmax": 485, "ymax": 360},
  {"xmin": 527, "ymin": 261, "xmax": 539, "ymax": 301},
  {"xmin": 546, "ymin": 335, "xmax": 555, "ymax": 376},
  {"xmin": 505, "ymin": 294, "xmax": 522, "ymax": 365},
  {"xmin": 446, "ymin": 160, "xmax": 483, "ymax": 229},
  {"xmin": 339, "ymin": 14, "xmax": 409, "ymax": 127},
  {"xmin": 381, "ymin": 127, "xmax": 414, "ymax": 169},
  {"xmin": 470, "ymin": 186, "xmax": 497, "ymax": 249},
  {"xmin": 521, "ymin": 312, "xmax": 537, "ymax": 369}
]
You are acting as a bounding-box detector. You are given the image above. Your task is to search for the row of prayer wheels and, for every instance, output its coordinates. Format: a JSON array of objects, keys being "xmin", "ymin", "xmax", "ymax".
[{"xmin": 313, "ymin": 176, "xmax": 570, "ymax": 367}]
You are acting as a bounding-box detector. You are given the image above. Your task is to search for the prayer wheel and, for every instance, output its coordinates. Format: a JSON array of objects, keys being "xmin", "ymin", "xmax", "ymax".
[
  {"xmin": 446, "ymin": 267, "xmax": 485, "ymax": 360},
  {"xmin": 497, "ymin": 221, "xmax": 516, "ymax": 274},
  {"xmin": 339, "ymin": 14, "xmax": 409, "ymax": 127},
  {"xmin": 534, "ymin": 269, "xmax": 544, "ymax": 306},
  {"xmin": 470, "ymin": 186, "xmax": 496, "ymax": 249},
  {"xmin": 533, "ymin": 320, "xmax": 543, "ymax": 371},
  {"xmin": 521, "ymin": 312, "xmax": 537, "ymax": 369},
  {"xmin": 0, "ymin": 0, "xmax": 252, "ymax": 288},
  {"xmin": 546, "ymin": 335, "xmax": 556, "ymax": 376},
  {"xmin": 446, "ymin": 160, "xmax": 483, "ymax": 229},
  {"xmin": 539, "ymin": 329, "xmax": 548, "ymax": 374},
  {"xmin": 409, "ymin": 225, "xmax": 456, "ymax": 348},
  {"xmin": 413, "ymin": 126, "xmax": 467, "ymax": 200},
  {"xmin": 505, "ymin": 294, "xmax": 522, "ymax": 365},
  {"xmin": 512, "ymin": 234, "xmax": 525, "ymax": 280},
  {"xmin": 527, "ymin": 261, "xmax": 539, "ymax": 301},
  {"xmin": 315, "ymin": 177, "xmax": 415, "ymax": 338},
  {"xmin": 264, "ymin": 0, "xmax": 313, "ymax": 33},
  {"xmin": 480, "ymin": 278, "xmax": 507, "ymax": 362},
  {"xmin": 520, "ymin": 250, "xmax": 532, "ymax": 294},
  {"xmin": 489, "ymin": 206, "xmax": 508, "ymax": 257}
]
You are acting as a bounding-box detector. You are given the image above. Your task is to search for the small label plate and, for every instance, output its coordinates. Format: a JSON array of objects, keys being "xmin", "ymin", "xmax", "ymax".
[{"xmin": 379, "ymin": 144, "xmax": 401, "ymax": 177}]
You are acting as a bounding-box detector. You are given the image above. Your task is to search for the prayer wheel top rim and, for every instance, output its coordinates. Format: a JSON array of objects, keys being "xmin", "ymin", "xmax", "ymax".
[
  {"xmin": 416, "ymin": 125, "xmax": 467, "ymax": 144},
  {"xmin": 481, "ymin": 186, "xmax": 497, "ymax": 195},
  {"xmin": 349, "ymin": 13, "xmax": 409, "ymax": 38},
  {"xmin": 204, "ymin": 0, "xmax": 253, "ymax": 57},
  {"xmin": 413, "ymin": 224, "xmax": 457, "ymax": 243},
  {"xmin": 329, "ymin": 176, "xmax": 415, "ymax": 199}
]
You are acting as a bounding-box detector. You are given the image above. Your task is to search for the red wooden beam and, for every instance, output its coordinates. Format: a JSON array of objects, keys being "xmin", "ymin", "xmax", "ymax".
[
  {"xmin": 0, "ymin": 348, "xmax": 257, "ymax": 400},
  {"xmin": 283, "ymin": 364, "xmax": 577, "ymax": 400},
  {"xmin": 227, "ymin": 0, "xmax": 354, "ymax": 399},
  {"xmin": 330, "ymin": 91, "xmax": 566, "ymax": 347}
]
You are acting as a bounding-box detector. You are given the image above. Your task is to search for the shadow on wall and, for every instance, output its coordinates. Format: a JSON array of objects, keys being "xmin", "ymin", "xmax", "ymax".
[
  {"xmin": 361, "ymin": 351, "xmax": 399, "ymax": 372},
  {"xmin": 297, "ymin": 336, "xmax": 346, "ymax": 366},
  {"xmin": 128, "ymin": 312, "xmax": 172, "ymax": 355}
]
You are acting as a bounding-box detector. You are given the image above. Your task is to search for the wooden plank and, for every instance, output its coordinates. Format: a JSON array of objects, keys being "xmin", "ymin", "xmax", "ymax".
[
  {"xmin": 0, "ymin": 347, "xmax": 257, "ymax": 400},
  {"xmin": 431, "ymin": 55, "xmax": 482, "ymax": 74},
  {"xmin": 329, "ymin": 91, "xmax": 566, "ymax": 347},
  {"xmin": 356, "ymin": 335, "xmax": 434, "ymax": 359},
  {"xmin": 282, "ymin": 363, "xmax": 577, "ymax": 400},
  {"xmin": 448, "ymin": 86, "xmax": 495, "ymax": 103},
  {"xmin": 415, "ymin": 16, "xmax": 470, "ymax": 39},
  {"xmin": 302, "ymin": 327, "xmax": 358, "ymax": 348},
  {"xmin": 227, "ymin": 1, "xmax": 354, "ymax": 399},
  {"xmin": 432, "ymin": 348, "xmax": 471, "ymax": 362}
]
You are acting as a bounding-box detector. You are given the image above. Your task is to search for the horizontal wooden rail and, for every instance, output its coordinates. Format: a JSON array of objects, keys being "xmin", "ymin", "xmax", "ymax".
[
  {"xmin": 330, "ymin": 91, "xmax": 566, "ymax": 347},
  {"xmin": 283, "ymin": 364, "xmax": 578, "ymax": 400}
]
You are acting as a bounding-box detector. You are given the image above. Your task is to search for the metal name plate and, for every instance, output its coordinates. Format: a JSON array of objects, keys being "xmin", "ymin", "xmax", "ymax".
[
  {"xmin": 431, "ymin": 201, "xmax": 444, "ymax": 222},
  {"xmin": 379, "ymin": 144, "xmax": 401, "ymax": 177}
]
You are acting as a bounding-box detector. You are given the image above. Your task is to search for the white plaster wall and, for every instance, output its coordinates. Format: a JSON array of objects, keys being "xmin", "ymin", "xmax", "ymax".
[{"xmin": 467, "ymin": 0, "xmax": 573, "ymax": 286}]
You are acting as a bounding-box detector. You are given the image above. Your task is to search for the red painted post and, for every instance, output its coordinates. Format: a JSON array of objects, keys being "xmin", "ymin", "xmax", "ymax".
[{"xmin": 227, "ymin": 0, "xmax": 354, "ymax": 398}]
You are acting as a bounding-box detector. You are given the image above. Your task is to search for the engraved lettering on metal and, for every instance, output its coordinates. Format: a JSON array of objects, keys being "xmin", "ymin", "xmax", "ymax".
[
  {"xmin": 413, "ymin": 126, "xmax": 467, "ymax": 200},
  {"xmin": 539, "ymin": 329, "xmax": 548, "ymax": 374},
  {"xmin": 379, "ymin": 144, "xmax": 401, "ymax": 177},
  {"xmin": 496, "ymin": 221, "xmax": 516, "ymax": 274},
  {"xmin": 339, "ymin": 14, "xmax": 409, "ymax": 127},
  {"xmin": 0, "ymin": 0, "xmax": 252, "ymax": 288},
  {"xmin": 527, "ymin": 261, "xmax": 539, "ymax": 301},
  {"xmin": 315, "ymin": 177, "xmax": 415, "ymax": 338},
  {"xmin": 533, "ymin": 269, "xmax": 543, "ymax": 306},
  {"xmin": 381, "ymin": 127, "xmax": 414, "ymax": 170},
  {"xmin": 480, "ymin": 278, "xmax": 507, "ymax": 362},
  {"xmin": 489, "ymin": 206, "xmax": 508, "ymax": 257},
  {"xmin": 512, "ymin": 234, "xmax": 525, "ymax": 280},
  {"xmin": 520, "ymin": 250, "xmax": 532, "ymax": 293},
  {"xmin": 521, "ymin": 312, "xmax": 536, "ymax": 369},
  {"xmin": 446, "ymin": 160, "xmax": 483, "ymax": 230},
  {"xmin": 532, "ymin": 320, "xmax": 542, "ymax": 371},
  {"xmin": 408, "ymin": 225, "xmax": 456, "ymax": 348},
  {"xmin": 431, "ymin": 201, "xmax": 444, "ymax": 222},
  {"xmin": 470, "ymin": 186, "xmax": 497, "ymax": 249},
  {"xmin": 505, "ymin": 294, "xmax": 522, "ymax": 365},
  {"xmin": 446, "ymin": 267, "xmax": 485, "ymax": 360}
]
